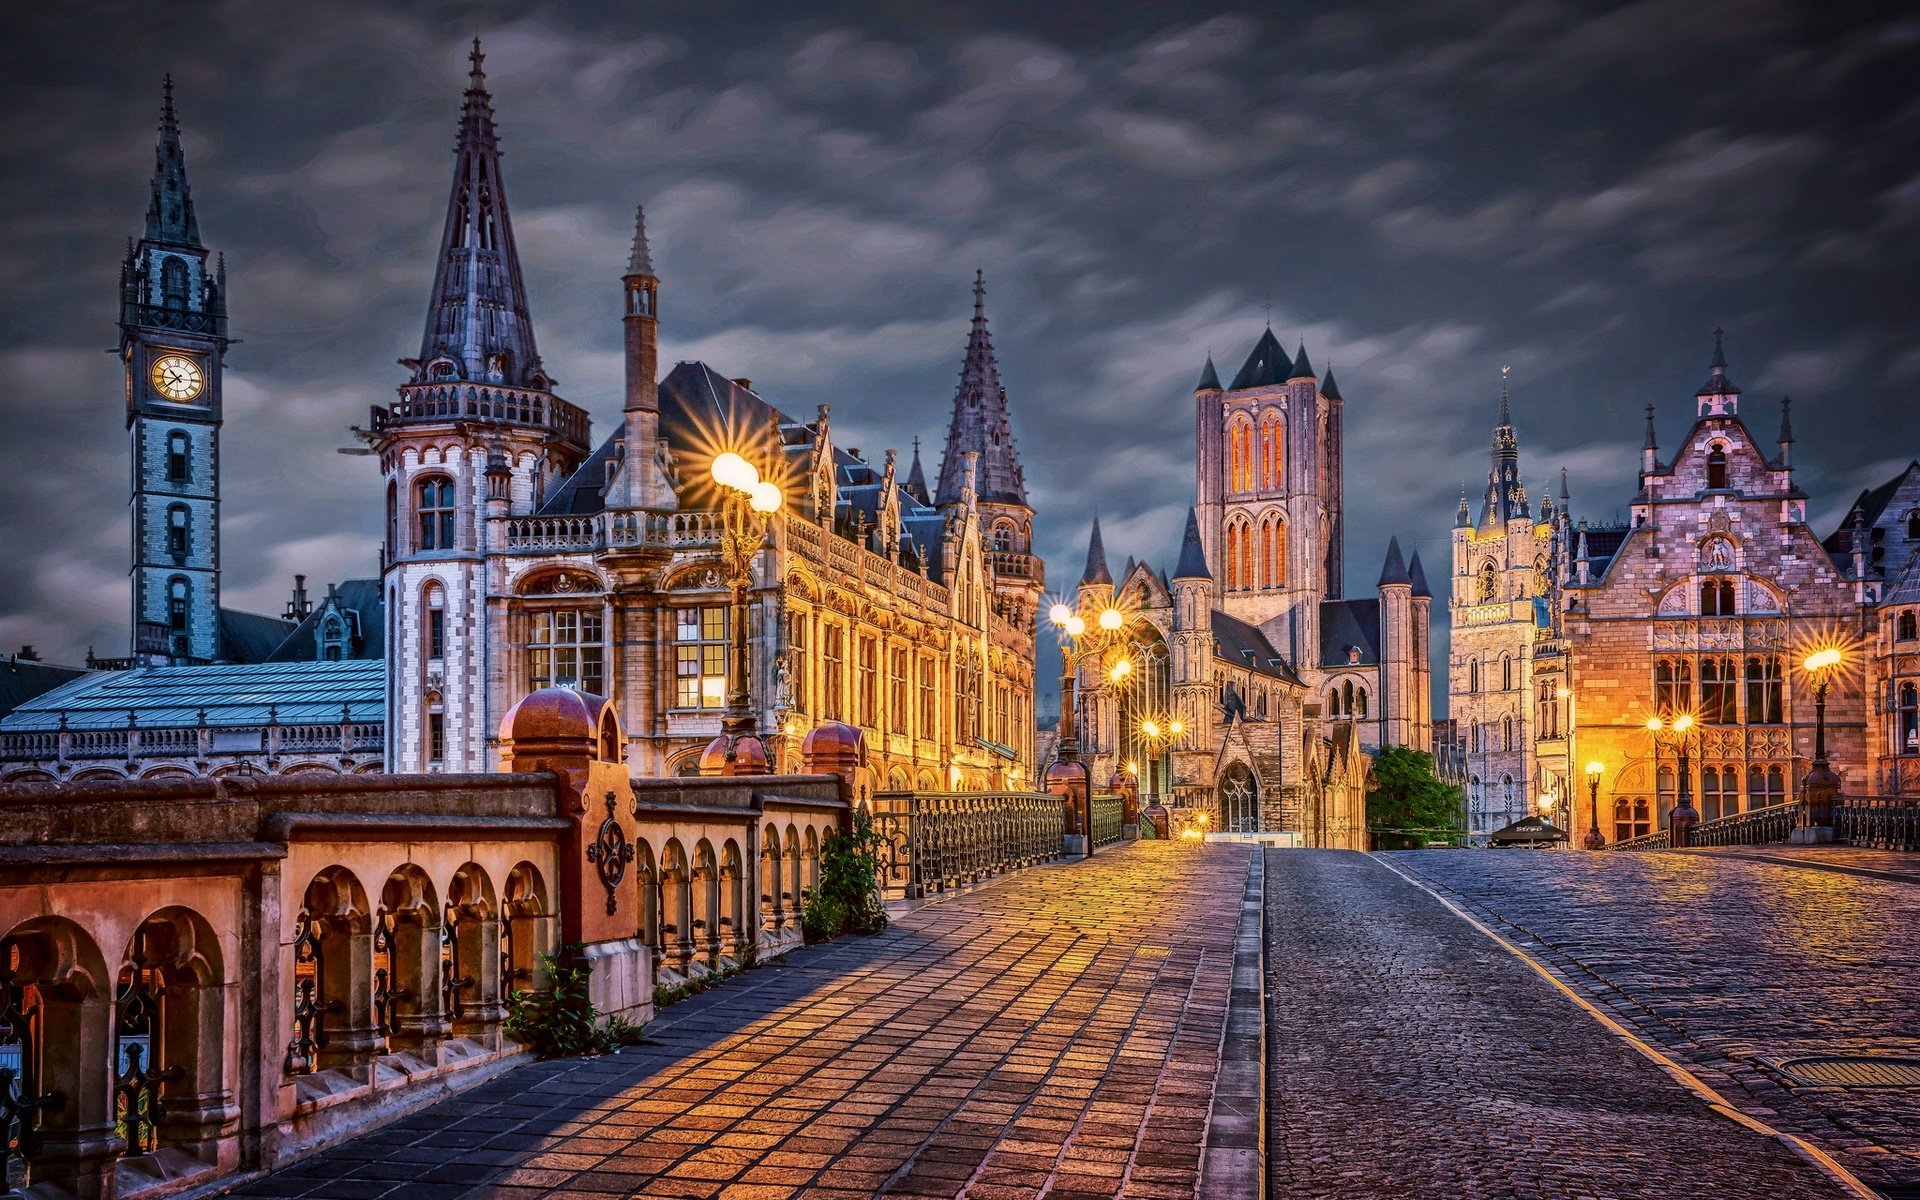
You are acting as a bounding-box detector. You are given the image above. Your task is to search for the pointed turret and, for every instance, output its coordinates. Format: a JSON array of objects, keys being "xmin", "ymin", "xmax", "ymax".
[
  {"xmin": 1288, "ymin": 341, "xmax": 1316, "ymax": 381},
  {"xmin": 1456, "ymin": 489, "xmax": 1471, "ymax": 529},
  {"xmin": 616, "ymin": 203, "xmax": 673, "ymax": 509},
  {"xmin": 935, "ymin": 270, "xmax": 1028, "ymax": 507},
  {"xmin": 1696, "ymin": 327, "xmax": 1740, "ymax": 414},
  {"xmin": 145, "ymin": 76, "xmax": 201, "ymax": 248},
  {"xmin": 1196, "ymin": 354, "xmax": 1222, "ymax": 393},
  {"xmin": 1081, "ymin": 517, "xmax": 1113, "ymax": 587},
  {"xmin": 904, "ymin": 436, "xmax": 931, "ymax": 505},
  {"xmin": 1320, "ymin": 366, "xmax": 1343, "ymax": 402},
  {"xmin": 413, "ymin": 40, "xmax": 546, "ymax": 389},
  {"xmin": 1478, "ymin": 368, "xmax": 1530, "ymax": 528},
  {"xmin": 1229, "ymin": 327, "xmax": 1289, "ymax": 390},
  {"xmin": 1407, "ymin": 550, "xmax": 1431, "ymax": 598},
  {"xmin": 1173, "ymin": 508, "xmax": 1212, "ymax": 580},
  {"xmin": 1777, "ymin": 395, "xmax": 1794, "ymax": 469},
  {"xmin": 1377, "ymin": 535, "xmax": 1411, "ymax": 587},
  {"xmin": 1642, "ymin": 404, "xmax": 1660, "ymax": 475}
]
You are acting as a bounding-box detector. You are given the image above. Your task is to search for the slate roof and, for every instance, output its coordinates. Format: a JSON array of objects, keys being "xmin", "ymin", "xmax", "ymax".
[
  {"xmin": 538, "ymin": 435, "xmax": 620, "ymax": 516},
  {"xmin": 264, "ymin": 579, "xmax": 386, "ymax": 663},
  {"xmin": 0, "ymin": 660, "xmax": 384, "ymax": 732},
  {"xmin": 1573, "ymin": 524, "xmax": 1632, "ymax": 583},
  {"xmin": 1289, "ymin": 342, "xmax": 1315, "ymax": 380},
  {"xmin": 218, "ymin": 608, "xmax": 299, "ymax": 665},
  {"xmin": 1319, "ymin": 599, "xmax": 1381, "ymax": 667},
  {"xmin": 1195, "ymin": 355, "xmax": 1222, "ymax": 392},
  {"xmin": 1210, "ymin": 611, "xmax": 1302, "ymax": 684},
  {"xmin": 1229, "ymin": 328, "xmax": 1290, "ymax": 390},
  {"xmin": 1407, "ymin": 550, "xmax": 1431, "ymax": 598},
  {"xmin": 1319, "ymin": 367, "xmax": 1343, "ymax": 402},
  {"xmin": 0, "ymin": 657, "xmax": 88, "ymax": 721},
  {"xmin": 1377, "ymin": 536, "xmax": 1410, "ymax": 587},
  {"xmin": 1173, "ymin": 508, "xmax": 1211, "ymax": 580},
  {"xmin": 1822, "ymin": 461, "xmax": 1919, "ymax": 557},
  {"xmin": 1081, "ymin": 517, "xmax": 1113, "ymax": 586}
]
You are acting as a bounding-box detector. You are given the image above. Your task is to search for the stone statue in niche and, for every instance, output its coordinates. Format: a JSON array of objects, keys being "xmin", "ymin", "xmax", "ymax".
[{"xmin": 1702, "ymin": 537, "xmax": 1734, "ymax": 570}]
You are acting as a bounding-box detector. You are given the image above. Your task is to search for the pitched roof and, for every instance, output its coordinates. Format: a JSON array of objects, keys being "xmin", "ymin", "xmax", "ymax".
[
  {"xmin": 1173, "ymin": 508, "xmax": 1211, "ymax": 580},
  {"xmin": 538, "ymin": 432, "xmax": 621, "ymax": 516},
  {"xmin": 218, "ymin": 608, "xmax": 299, "ymax": 665},
  {"xmin": 0, "ymin": 657, "xmax": 88, "ymax": 721},
  {"xmin": 0, "ymin": 660, "xmax": 384, "ymax": 732},
  {"xmin": 1081, "ymin": 517, "xmax": 1113, "ymax": 586},
  {"xmin": 145, "ymin": 76, "xmax": 201, "ymax": 248},
  {"xmin": 1319, "ymin": 599, "xmax": 1381, "ymax": 667},
  {"xmin": 264, "ymin": 580, "xmax": 386, "ymax": 663},
  {"xmin": 1229, "ymin": 328, "xmax": 1289, "ymax": 390},
  {"xmin": 1319, "ymin": 367, "xmax": 1343, "ymax": 402},
  {"xmin": 1407, "ymin": 550, "xmax": 1431, "ymax": 598},
  {"xmin": 1289, "ymin": 342, "xmax": 1316, "ymax": 380},
  {"xmin": 1210, "ymin": 611, "xmax": 1302, "ymax": 684},
  {"xmin": 1822, "ymin": 460, "xmax": 1919, "ymax": 555},
  {"xmin": 1195, "ymin": 355, "xmax": 1222, "ymax": 392},
  {"xmin": 1377, "ymin": 535, "xmax": 1411, "ymax": 587}
]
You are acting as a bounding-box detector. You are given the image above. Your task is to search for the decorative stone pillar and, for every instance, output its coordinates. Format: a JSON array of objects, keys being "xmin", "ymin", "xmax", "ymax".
[{"xmin": 1046, "ymin": 758, "xmax": 1089, "ymax": 857}]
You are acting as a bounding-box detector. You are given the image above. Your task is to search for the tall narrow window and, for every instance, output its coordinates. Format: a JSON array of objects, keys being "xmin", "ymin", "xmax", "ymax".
[
  {"xmin": 1468, "ymin": 660, "xmax": 1480, "ymax": 693},
  {"xmin": 1706, "ymin": 445, "xmax": 1728, "ymax": 489},
  {"xmin": 1700, "ymin": 657, "xmax": 1736, "ymax": 724},
  {"xmin": 1356, "ymin": 687, "xmax": 1368, "ymax": 718},
  {"xmin": 856, "ymin": 637, "xmax": 878, "ymax": 728},
  {"xmin": 161, "ymin": 256, "xmax": 188, "ymax": 309},
  {"xmin": 1503, "ymin": 715, "xmax": 1514, "ymax": 752},
  {"xmin": 790, "ymin": 615, "xmax": 812, "ymax": 715},
  {"xmin": 167, "ymin": 505, "xmax": 189, "ymax": 558},
  {"xmin": 531, "ymin": 608, "xmax": 606, "ymax": 697},
  {"xmin": 167, "ymin": 577, "xmax": 189, "ymax": 633},
  {"xmin": 416, "ymin": 477, "xmax": 456, "ymax": 551},
  {"xmin": 1655, "ymin": 659, "xmax": 1691, "ymax": 713},
  {"xmin": 426, "ymin": 694, "xmax": 445, "ymax": 765},
  {"xmin": 166, "ymin": 431, "xmax": 190, "ymax": 484},
  {"xmin": 822, "ymin": 625, "xmax": 844, "ymax": 720},
  {"xmin": 1744, "ymin": 656, "xmax": 1782, "ymax": 724},
  {"xmin": 889, "ymin": 647, "xmax": 909, "ymax": 734},
  {"xmin": 670, "ymin": 607, "xmax": 723, "ymax": 708},
  {"xmin": 1501, "ymin": 654, "xmax": 1513, "ymax": 692},
  {"xmin": 1898, "ymin": 683, "xmax": 1918, "ymax": 754},
  {"xmin": 425, "ymin": 584, "xmax": 446, "ymax": 661},
  {"xmin": 918, "ymin": 655, "xmax": 936, "ymax": 739},
  {"xmin": 1899, "ymin": 611, "xmax": 1917, "ymax": 641},
  {"xmin": 1657, "ymin": 766, "xmax": 1677, "ymax": 824},
  {"xmin": 1701, "ymin": 766, "xmax": 1727, "ymax": 821},
  {"xmin": 1700, "ymin": 578, "xmax": 1736, "ymax": 615}
]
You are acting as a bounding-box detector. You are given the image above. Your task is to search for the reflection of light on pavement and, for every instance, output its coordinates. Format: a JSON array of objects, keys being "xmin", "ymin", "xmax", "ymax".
[{"xmin": 1179, "ymin": 827, "xmax": 1206, "ymax": 841}]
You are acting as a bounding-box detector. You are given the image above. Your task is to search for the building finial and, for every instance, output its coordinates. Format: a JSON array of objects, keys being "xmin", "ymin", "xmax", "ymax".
[
  {"xmin": 1498, "ymin": 364, "xmax": 1512, "ymax": 425},
  {"xmin": 161, "ymin": 73, "xmax": 177, "ymax": 132},
  {"xmin": 469, "ymin": 37, "xmax": 487, "ymax": 85},
  {"xmin": 973, "ymin": 268, "xmax": 985, "ymax": 318},
  {"xmin": 1559, "ymin": 465, "xmax": 1569, "ymax": 501},
  {"xmin": 627, "ymin": 204, "xmax": 654, "ymax": 275},
  {"xmin": 1643, "ymin": 403, "xmax": 1658, "ymax": 450},
  {"xmin": 1711, "ymin": 325, "xmax": 1726, "ymax": 370}
]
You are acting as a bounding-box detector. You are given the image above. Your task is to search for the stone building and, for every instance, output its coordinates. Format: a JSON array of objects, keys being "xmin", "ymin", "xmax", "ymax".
[
  {"xmin": 1830, "ymin": 460, "xmax": 1920, "ymax": 795},
  {"xmin": 378, "ymin": 45, "xmax": 1040, "ymax": 786},
  {"xmin": 1446, "ymin": 377, "xmax": 1567, "ymax": 843},
  {"xmin": 1558, "ymin": 335, "xmax": 1869, "ymax": 843},
  {"xmin": 1066, "ymin": 331, "xmax": 1433, "ymax": 846}
]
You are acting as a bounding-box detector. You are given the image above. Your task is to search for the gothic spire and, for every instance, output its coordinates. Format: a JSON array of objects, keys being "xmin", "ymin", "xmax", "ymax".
[
  {"xmin": 1288, "ymin": 341, "xmax": 1316, "ymax": 381},
  {"xmin": 1173, "ymin": 507, "xmax": 1211, "ymax": 580},
  {"xmin": 904, "ymin": 436, "xmax": 931, "ymax": 505},
  {"xmin": 1697, "ymin": 326, "xmax": 1740, "ymax": 397},
  {"xmin": 144, "ymin": 75, "xmax": 201, "ymax": 247},
  {"xmin": 413, "ymin": 39, "xmax": 547, "ymax": 389},
  {"xmin": 1407, "ymin": 550, "xmax": 1431, "ymax": 598},
  {"xmin": 1320, "ymin": 366, "xmax": 1343, "ymax": 402},
  {"xmin": 627, "ymin": 203, "xmax": 654, "ymax": 276},
  {"xmin": 1195, "ymin": 354, "xmax": 1222, "ymax": 393},
  {"xmin": 1080, "ymin": 516, "xmax": 1113, "ymax": 587},
  {"xmin": 935, "ymin": 270, "xmax": 1028, "ymax": 506},
  {"xmin": 1478, "ymin": 366, "xmax": 1529, "ymax": 527},
  {"xmin": 1377, "ymin": 535, "xmax": 1411, "ymax": 587}
]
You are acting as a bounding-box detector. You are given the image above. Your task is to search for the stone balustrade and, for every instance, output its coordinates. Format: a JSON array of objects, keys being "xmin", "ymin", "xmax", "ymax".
[{"xmin": 0, "ymin": 717, "xmax": 385, "ymax": 783}]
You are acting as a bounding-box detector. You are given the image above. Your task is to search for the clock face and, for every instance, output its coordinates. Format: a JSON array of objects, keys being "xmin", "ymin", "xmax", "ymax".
[{"xmin": 150, "ymin": 354, "xmax": 205, "ymax": 403}]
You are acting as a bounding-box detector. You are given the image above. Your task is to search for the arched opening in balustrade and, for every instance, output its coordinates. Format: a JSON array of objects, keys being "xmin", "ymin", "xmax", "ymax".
[
  {"xmin": 785, "ymin": 826, "xmax": 804, "ymax": 924},
  {"xmin": 291, "ymin": 867, "xmax": 372, "ymax": 1076},
  {"xmin": 377, "ymin": 866, "xmax": 442, "ymax": 1055},
  {"xmin": 629, "ymin": 842, "xmax": 659, "ymax": 975},
  {"xmin": 660, "ymin": 840, "xmax": 693, "ymax": 975},
  {"xmin": 719, "ymin": 841, "xmax": 745, "ymax": 960},
  {"xmin": 113, "ymin": 907, "xmax": 228, "ymax": 1167},
  {"xmin": 0, "ymin": 917, "xmax": 113, "ymax": 1196},
  {"xmin": 803, "ymin": 827, "xmax": 821, "ymax": 905},
  {"xmin": 502, "ymin": 862, "xmax": 552, "ymax": 1001},
  {"xmin": 760, "ymin": 823, "xmax": 784, "ymax": 932},
  {"xmin": 691, "ymin": 839, "xmax": 720, "ymax": 968},
  {"xmin": 444, "ymin": 864, "xmax": 501, "ymax": 1040}
]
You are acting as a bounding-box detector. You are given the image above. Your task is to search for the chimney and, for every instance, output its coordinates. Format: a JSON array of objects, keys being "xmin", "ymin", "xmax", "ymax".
[{"xmin": 285, "ymin": 575, "xmax": 312, "ymax": 621}]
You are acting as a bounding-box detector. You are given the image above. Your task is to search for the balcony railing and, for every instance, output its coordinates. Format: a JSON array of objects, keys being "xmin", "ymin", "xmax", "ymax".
[
  {"xmin": 1681, "ymin": 800, "xmax": 1798, "ymax": 847},
  {"xmin": 1090, "ymin": 794, "xmax": 1123, "ymax": 849},
  {"xmin": 371, "ymin": 384, "xmax": 590, "ymax": 450},
  {"xmin": 1835, "ymin": 796, "xmax": 1920, "ymax": 851},
  {"xmin": 868, "ymin": 791, "xmax": 1064, "ymax": 899},
  {"xmin": 0, "ymin": 719, "xmax": 385, "ymax": 771},
  {"xmin": 501, "ymin": 510, "xmax": 724, "ymax": 555},
  {"xmin": 987, "ymin": 550, "xmax": 1043, "ymax": 584}
]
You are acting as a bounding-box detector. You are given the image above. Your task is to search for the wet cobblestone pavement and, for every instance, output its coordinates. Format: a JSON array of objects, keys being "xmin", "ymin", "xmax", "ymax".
[
  {"xmin": 1267, "ymin": 850, "xmax": 1845, "ymax": 1199},
  {"xmin": 225, "ymin": 842, "xmax": 1250, "ymax": 1200},
  {"xmin": 1390, "ymin": 846, "xmax": 1920, "ymax": 1197}
]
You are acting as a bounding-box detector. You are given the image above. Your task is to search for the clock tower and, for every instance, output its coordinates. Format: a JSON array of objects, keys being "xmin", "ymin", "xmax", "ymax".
[{"xmin": 121, "ymin": 77, "xmax": 229, "ymax": 663}]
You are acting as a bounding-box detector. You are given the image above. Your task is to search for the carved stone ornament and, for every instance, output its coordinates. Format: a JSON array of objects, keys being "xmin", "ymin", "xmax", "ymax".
[
  {"xmin": 702, "ymin": 568, "xmax": 722, "ymax": 589},
  {"xmin": 583, "ymin": 791, "xmax": 634, "ymax": 915}
]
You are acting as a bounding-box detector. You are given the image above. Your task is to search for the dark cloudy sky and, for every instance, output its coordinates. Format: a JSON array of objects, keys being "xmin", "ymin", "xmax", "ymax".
[{"xmin": 3, "ymin": 2, "xmax": 1917, "ymax": 714}]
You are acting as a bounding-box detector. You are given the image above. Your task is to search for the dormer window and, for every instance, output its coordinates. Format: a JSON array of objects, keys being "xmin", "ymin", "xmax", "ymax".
[{"xmin": 1706, "ymin": 444, "xmax": 1729, "ymax": 489}]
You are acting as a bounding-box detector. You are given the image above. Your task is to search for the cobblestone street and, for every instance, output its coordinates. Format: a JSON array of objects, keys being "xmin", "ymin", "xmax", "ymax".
[
  {"xmin": 1391, "ymin": 846, "xmax": 1920, "ymax": 1198},
  {"xmin": 1266, "ymin": 850, "xmax": 1847, "ymax": 1199},
  {"xmin": 225, "ymin": 843, "xmax": 1251, "ymax": 1200}
]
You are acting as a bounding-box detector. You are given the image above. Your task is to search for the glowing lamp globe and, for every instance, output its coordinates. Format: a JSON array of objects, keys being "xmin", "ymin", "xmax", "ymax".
[
  {"xmin": 748, "ymin": 480, "xmax": 784, "ymax": 513},
  {"xmin": 1049, "ymin": 603, "xmax": 1072, "ymax": 626},
  {"xmin": 1586, "ymin": 760, "xmax": 1605, "ymax": 778},
  {"xmin": 1804, "ymin": 647, "xmax": 1842, "ymax": 672},
  {"xmin": 1646, "ymin": 716, "xmax": 1663, "ymax": 732},
  {"xmin": 1065, "ymin": 615, "xmax": 1087, "ymax": 637},
  {"xmin": 710, "ymin": 452, "xmax": 757, "ymax": 492},
  {"xmin": 1098, "ymin": 608, "xmax": 1123, "ymax": 631}
]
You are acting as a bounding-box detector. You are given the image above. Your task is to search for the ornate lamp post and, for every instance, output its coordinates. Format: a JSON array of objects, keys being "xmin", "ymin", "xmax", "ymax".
[
  {"xmin": 1045, "ymin": 601, "xmax": 1133, "ymax": 856},
  {"xmin": 699, "ymin": 451, "xmax": 785, "ymax": 777},
  {"xmin": 1646, "ymin": 713, "xmax": 1699, "ymax": 846},
  {"xmin": 1798, "ymin": 647, "xmax": 1845, "ymax": 836},
  {"xmin": 1583, "ymin": 760, "xmax": 1607, "ymax": 850}
]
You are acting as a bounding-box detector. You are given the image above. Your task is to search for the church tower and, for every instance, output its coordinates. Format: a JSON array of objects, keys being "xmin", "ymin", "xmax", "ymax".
[
  {"xmin": 1448, "ymin": 371, "xmax": 1555, "ymax": 841},
  {"xmin": 375, "ymin": 41, "xmax": 591, "ymax": 772},
  {"xmin": 936, "ymin": 271, "xmax": 1041, "ymax": 623},
  {"xmin": 123, "ymin": 78, "xmax": 229, "ymax": 664}
]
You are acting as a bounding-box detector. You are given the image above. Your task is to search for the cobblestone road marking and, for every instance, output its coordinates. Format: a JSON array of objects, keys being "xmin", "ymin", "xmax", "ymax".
[
  {"xmin": 224, "ymin": 842, "xmax": 1250, "ymax": 1200},
  {"xmin": 1266, "ymin": 850, "xmax": 1842, "ymax": 1199}
]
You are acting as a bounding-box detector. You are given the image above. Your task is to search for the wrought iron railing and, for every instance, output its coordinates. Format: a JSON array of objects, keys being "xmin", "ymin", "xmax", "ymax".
[
  {"xmin": 1682, "ymin": 801, "xmax": 1799, "ymax": 847},
  {"xmin": 1835, "ymin": 797, "xmax": 1920, "ymax": 851},
  {"xmin": 1610, "ymin": 828, "xmax": 1671, "ymax": 851},
  {"xmin": 1090, "ymin": 794, "xmax": 1123, "ymax": 849},
  {"xmin": 869, "ymin": 791, "xmax": 1064, "ymax": 899}
]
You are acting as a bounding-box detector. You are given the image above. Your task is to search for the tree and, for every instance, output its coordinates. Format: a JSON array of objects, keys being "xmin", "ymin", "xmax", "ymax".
[{"xmin": 1366, "ymin": 746, "xmax": 1464, "ymax": 850}]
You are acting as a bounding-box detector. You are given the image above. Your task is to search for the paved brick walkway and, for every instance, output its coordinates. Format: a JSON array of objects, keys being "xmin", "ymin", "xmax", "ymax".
[
  {"xmin": 1391, "ymin": 847, "xmax": 1920, "ymax": 1197},
  {"xmin": 227, "ymin": 842, "xmax": 1250, "ymax": 1200},
  {"xmin": 1265, "ymin": 850, "xmax": 1844, "ymax": 1199}
]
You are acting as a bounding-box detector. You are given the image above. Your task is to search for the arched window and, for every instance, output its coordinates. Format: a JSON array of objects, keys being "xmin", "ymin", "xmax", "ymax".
[
  {"xmin": 161, "ymin": 256, "xmax": 188, "ymax": 309},
  {"xmin": 1700, "ymin": 578, "xmax": 1736, "ymax": 616},
  {"xmin": 1705, "ymin": 444, "xmax": 1728, "ymax": 489},
  {"xmin": 1899, "ymin": 611, "xmax": 1917, "ymax": 641},
  {"xmin": 425, "ymin": 692, "xmax": 445, "ymax": 765},
  {"xmin": 424, "ymin": 584, "xmax": 446, "ymax": 661},
  {"xmin": 991, "ymin": 523, "xmax": 1015, "ymax": 552},
  {"xmin": 1258, "ymin": 514, "xmax": 1286, "ymax": 588},
  {"xmin": 166, "ymin": 431, "xmax": 190, "ymax": 484},
  {"xmin": 1501, "ymin": 654, "xmax": 1513, "ymax": 692},
  {"xmin": 318, "ymin": 615, "xmax": 347, "ymax": 662},
  {"xmin": 1328, "ymin": 688, "xmax": 1342, "ymax": 717},
  {"xmin": 1502, "ymin": 775, "xmax": 1515, "ymax": 809},
  {"xmin": 1615, "ymin": 797, "xmax": 1651, "ymax": 842},
  {"xmin": 1701, "ymin": 765, "xmax": 1728, "ymax": 821},
  {"xmin": 1747, "ymin": 765, "xmax": 1786, "ymax": 807},
  {"xmin": 167, "ymin": 504, "xmax": 189, "ymax": 559},
  {"xmin": 1258, "ymin": 412, "xmax": 1286, "ymax": 490},
  {"xmin": 167, "ymin": 577, "xmax": 189, "ymax": 633},
  {"xmin": 1700, "ymin": 656, "xmax": 1736, "ymax": 724},
  {"xmin": 1227, "ymin": 419, "xmax": 1254, "ymax": 493},
  {"xmin": 1355, "ymin": 687, "xmax": 1368, "ymax": 718},
  {"xmin": 1655, "ymin": 659, "xmax": 1692, "ymax": 712},
  {"xmin": 416, "ymin": 476, "xmax": 456, "ymax": 551},
  {"xmin": 1909, "ymin": 510, "xmax": 1920, "ymax": 539},
  {"xmin": 1468, "ymin": 660, "xmax": 1480, "ymax": 693},
  {"xmin": 1744, "ymin": 656, "xmax": 1783, "ymax": 724},
  {"xmin": 1502, "ymin": 715, "xmax": 1514, "ymax": 752},
  {"xmin": 1342, "ymin": 681, "xmax": 1354, "ymax": 716},
  {"xmin": 1898, "ymin": 683, "xmax": 1918, "ymax": 755},
  {"xmin": 1478, "ymin": 560, "xmax": 1497, "ymax": 602}
]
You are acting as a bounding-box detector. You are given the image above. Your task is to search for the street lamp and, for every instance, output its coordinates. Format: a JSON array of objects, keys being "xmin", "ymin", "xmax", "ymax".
[
  {"xmin": 1646, "ymin": 712, "xmax": 1699, "ymax": 845},
  {"xmin": 1046, "ymin": 600, "xmax": 1134, "ymax": 855},
  {"xmin": 1583, "ymin": 761, "xmax": 1606, "ymax": 850},
  {"xmin": 700, "ymin": 449, "xmax": 785, "ymax": 776},
  {"xmin": 1800, "ymin": 646, "xmax": 1846, "ymax": 830}
]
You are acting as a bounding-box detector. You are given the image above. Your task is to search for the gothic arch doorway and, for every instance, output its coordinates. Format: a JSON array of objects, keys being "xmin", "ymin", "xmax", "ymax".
[{"xmin": 1219, "ymin": 761, "xmax": 1258, "ymax": 833}]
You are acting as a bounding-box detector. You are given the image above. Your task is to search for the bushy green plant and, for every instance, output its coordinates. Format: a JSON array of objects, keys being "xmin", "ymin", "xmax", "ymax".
[
  {"xmin": 1366, "ymin": 746, "xmax": 1466, "ymax": 849},
  {"xmin": 802, "ymin": 809, "xmax": 888, "ymax": 944},
  {"xmin": 502, "ymin": 945, "xmax": 646, "ymax": 1058}
]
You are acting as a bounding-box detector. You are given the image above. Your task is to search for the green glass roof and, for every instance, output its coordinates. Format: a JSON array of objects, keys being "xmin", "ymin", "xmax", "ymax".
[{"xmin": 0, "ymin": 660, "xmax": 383, "ymax": 731}]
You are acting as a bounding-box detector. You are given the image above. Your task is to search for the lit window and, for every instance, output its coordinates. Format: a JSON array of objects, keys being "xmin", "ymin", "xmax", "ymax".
[
  {"xmin": 531, "ymin": 608, "xmax": 606, "ymax": 697},
  {"xmin": 671, "ymin": 606, "xmax": 724, "ymax": 708}
]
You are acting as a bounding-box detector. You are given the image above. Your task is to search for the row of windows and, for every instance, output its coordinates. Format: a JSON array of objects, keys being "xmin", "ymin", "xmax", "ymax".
[
  {"xmin": 1468, "ymin": 718, "xmax": 1520, "ymax": 755},
  {"xmin": 1327, "ymin": 681, "xmax": 1368, "ymax": 718},
  {"xmin": 1654, "ymin": 656, "xmax": 1785, "ymax": 725},
  {"xmin": 1222, "ymin": 515, "xmax": 1285, "ymax": 591},
  {"xmin": 1225, "ymin": 413, "xmax": 1286, "ymax": 494},
  {"xmin": 1465, "ymin": 656, "xmax": 1517, "ymax": 694}
]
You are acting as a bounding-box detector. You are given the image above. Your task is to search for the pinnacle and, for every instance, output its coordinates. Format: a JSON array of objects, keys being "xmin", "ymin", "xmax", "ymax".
[{"xmin": 627, "ymin": 204, "xmax": 655, "ymax": 275}]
